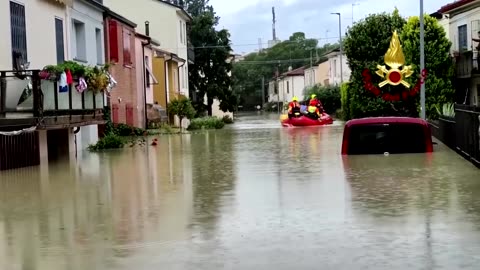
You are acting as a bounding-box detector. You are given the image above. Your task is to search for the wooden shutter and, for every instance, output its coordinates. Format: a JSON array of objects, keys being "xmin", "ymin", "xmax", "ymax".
[
  {"xmin": 123, "ymin": 28, "xmax": 131, "ymax": 65},
  {"xmin": 108, "ymin": 20, "xmax": 118, "ymax": 62}
]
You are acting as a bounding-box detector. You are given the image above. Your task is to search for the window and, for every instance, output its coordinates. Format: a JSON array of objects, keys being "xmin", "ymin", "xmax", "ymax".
[
  {"xmin": 10, "ymin": 1, "xmax": 27, "ymax": 69},
  {"xmin": 55, "ymin": 18, "xmax": 64, "ymax": 64},
  {"xmin": 286, "ymin": 81, "xmax": 289, "ymax": 94},
  {"xmin": 173, "ymin": 70, "xmax": 178, "ymax": 92},
  {"xmin": 123, "ymin": 28, "xmax": 132, "ymax": 66},
  {"xmin": 333, "ymin": 59, "xmax": 337, "ymax": 77},
  {"xmin": 347, "ymin": 124, "xmax": 427, "ymax": 155},
  {"xmin": 458, "ymin": 24, "xmax": 468, "ymax": 51},
  {"xmin": 183, "ymin": 22, "xmax": 186, "ymax": 45},
  {"xmin": 145, "ymin": 56, "xmax": 150, "ymax": 86},
  {"xmin": 180, "ymin": 20, "xmax": 183, "ymax": 44},
  {"xmin": 73, "ymin": 20, "xmax": 86, "ymax": 61},
  {"xmin": 108, "ymin": 20, "xmax": 119, "ymax": 62},
  {"xmin": 180, "ymin": 67, "xmax": 183, "ymax": 88},
  {"xmin": 95, "ymin": 28, "xmax": 103, "ymax": 64},
  {"xmin": 184, "ymin": 66, "xmax": 188, "ymax": 88}
]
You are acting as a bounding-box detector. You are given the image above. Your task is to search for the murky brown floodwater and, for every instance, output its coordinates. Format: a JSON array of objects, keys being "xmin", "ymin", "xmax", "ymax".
[{"xmin": 1, "ymin": 113, "xmax": 480, "ymax": 270}]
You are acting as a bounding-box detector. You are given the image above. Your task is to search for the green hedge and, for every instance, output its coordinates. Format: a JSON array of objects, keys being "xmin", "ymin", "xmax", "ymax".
[
  {"xmin": 187, "ymin": 117, "xmax": 225, "ymax": 130},
  {"xmin": 304, "ymin": 85, "xmax": 341, "ymax": 114}
]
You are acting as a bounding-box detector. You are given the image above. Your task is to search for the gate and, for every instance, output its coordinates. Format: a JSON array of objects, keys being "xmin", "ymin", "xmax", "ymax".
[
  {"xmin": 0, "ymin": 130, "xmax": 40, "ymax": 171},
  {"xmin": 455, "ymin": 104, "xmax": 480, "ymax": 168}
]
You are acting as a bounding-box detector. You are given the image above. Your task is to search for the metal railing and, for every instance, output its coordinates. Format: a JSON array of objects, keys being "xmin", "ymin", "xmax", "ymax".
[
  {"xmin": 455, "ymin": 104, "xmax": 480, "ymax": 168},
  {"xmin": 1, "ymin": 69, "xmax": 105, "ymax": 123},
  {"xmin": 455, "ymin": 51, "xmax": 473, "ymax": 78}
]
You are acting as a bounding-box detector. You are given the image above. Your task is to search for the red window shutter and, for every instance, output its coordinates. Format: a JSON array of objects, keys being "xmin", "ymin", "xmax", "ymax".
[
  {"xmin": 108, "ymin": 20, "xmax": 118, "ymax": 62},
  {"xmin": 123, "ymin": 28, "xmax": 131, "ymax": 65}
]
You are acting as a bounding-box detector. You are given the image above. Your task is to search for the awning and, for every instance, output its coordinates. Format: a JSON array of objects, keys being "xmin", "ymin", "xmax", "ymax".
[{"xmin": 145, "ymin": 63, "xmax": 159, "ymax": 85}]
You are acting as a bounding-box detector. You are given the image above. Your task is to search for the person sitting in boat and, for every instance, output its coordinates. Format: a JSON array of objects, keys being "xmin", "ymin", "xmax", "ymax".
[
  {"xmin": 288, "ymin": 96, "xmax": 301, "ymax": 119},
  {"xmin": 305, "ymin": 103, "xmax": 322, "ymax": 120},
  {"xmin": 309, "ymin": 94, "xmax": 324, "ymax": 113}
]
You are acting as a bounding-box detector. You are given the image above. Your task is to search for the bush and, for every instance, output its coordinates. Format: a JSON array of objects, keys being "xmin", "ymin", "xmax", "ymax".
[
  {"xmin": 222, "ymin": 115, "xmax": 234, "ymax": 124},
  {"xmin": 340, "ymin": 82, "xmax": 350, "ymax": 120},
  {"xmin": 304, "ymin": 85, "xmax": 341, "ymax": 114},
  {"xmin": 114, "ymin": 123, "xmax": 145, "ymax": 136},
  {"xmin": 88, "ymin": 133, "xmax": 125, "ymax": 151},
  {"xmin": 187, "ymin": 117, "xmax": 225, "ymax": 130},
  {"xmin": 167, "ymin": 97, "xmax": 196, "ymax": 129}
]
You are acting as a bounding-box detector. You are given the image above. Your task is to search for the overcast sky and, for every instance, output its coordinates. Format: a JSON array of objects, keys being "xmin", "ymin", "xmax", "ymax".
[{"xmin": 209, "ymin": 0, "xmax": 454, "ymax": 54}]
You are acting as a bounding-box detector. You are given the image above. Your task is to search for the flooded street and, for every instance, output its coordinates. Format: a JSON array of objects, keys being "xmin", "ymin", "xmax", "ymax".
[{"xmin": 1, "ymin": 113, "xmax": 480, "ymax": 269}]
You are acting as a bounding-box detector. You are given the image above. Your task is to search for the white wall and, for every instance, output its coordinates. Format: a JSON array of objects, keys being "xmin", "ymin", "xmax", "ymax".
[
  {"xmin": 68, "ymin": 0, "xmax": 103, "ymax": 148},
  {"xmin": 69, "ymin": 0, "xmax": 104, "ymax": 66},
  {"xmin": 0, "ymin": 0, "xmax": 66, "ymax": 70},
  {"xmin": 304, "ymin": 66, "xmax": 318, "ymax": 88},
  {"xmin": 448, "ymin": 6, "xmax": 480, "ymax": 52},
  {"xmin": 104, "ymin": 0, "xmax": 190, "ymax": 97},
  {"xmin": 328, "ymin": 53, "xmax": 350, "ymax": 86},
  {"xmin": 278, "ymin": 75, "xmax": 305, "ymax": 103}
]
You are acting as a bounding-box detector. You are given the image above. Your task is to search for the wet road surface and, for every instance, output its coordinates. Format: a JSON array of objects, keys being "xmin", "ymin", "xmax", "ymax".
[{"xmin": 1, "ymin": 113, "xmax": 480, "ymax": 269}]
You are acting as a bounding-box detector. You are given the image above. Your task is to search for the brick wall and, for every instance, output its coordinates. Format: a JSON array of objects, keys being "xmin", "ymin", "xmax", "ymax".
[{"xmin": 104, "ymin": 17, "xmax": 142, "ymax": 128}]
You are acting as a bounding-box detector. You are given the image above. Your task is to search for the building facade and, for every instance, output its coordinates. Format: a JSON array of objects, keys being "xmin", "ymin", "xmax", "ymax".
[
  {"xmin": 103, "ymin": 0, "xmax": 192, "ymax": 100},
  {"xmin": 325, "ymin": 48, "xmax": 351, "ymax": 86},
  {"xmin": 439, "ymin": 0, "xmax": 480, "ymax": 106}
]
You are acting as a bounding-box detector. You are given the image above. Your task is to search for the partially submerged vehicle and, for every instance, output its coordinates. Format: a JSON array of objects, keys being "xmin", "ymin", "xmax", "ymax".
[{"xmin": 341, "ymin": 117, "xmax": 433, "ymax": 155}]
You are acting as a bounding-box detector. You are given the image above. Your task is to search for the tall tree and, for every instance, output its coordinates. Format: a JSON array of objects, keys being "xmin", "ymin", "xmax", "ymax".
[
  {"xmin": 401, "ymin": 15, "xmax": 454, "ymax": 119},
  {"xmin": 343, "ymin": 9, "xmax": 408, "ymax": 119},
  {"xmin": 231, "ymin": 33, "xmax": 337, "ymax": 106},
  {"xmin": 177, "ymin": 0, "xmax": 234, "ymax": 115}
]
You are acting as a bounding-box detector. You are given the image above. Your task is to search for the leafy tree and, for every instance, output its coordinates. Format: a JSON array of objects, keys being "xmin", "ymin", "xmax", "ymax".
[
  {"xmin": 304, "ymin": 85, "xmax": 341, "ymax": 114},
  {"xmin": 167, "ymin": 97, "xmax": 196, "ymax": 129},
  {"xmin": 343, "ymin": 9, "xmax": 408, "ymax": 119},
  {"xmin": 232, "ymin": 33, "xmax": 337, "ymax": 107},
  {"xmin": 401, "ymin": 15, "xmax": 454, "ymax": 119},
  {"xmin": 176, "ymin": 0, "xmax": 235, "ymax": 116}
]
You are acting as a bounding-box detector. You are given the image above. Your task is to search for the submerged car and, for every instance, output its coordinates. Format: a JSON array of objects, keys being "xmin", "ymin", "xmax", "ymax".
[{"xmin": 341, "ymin": 117, "xmax": 434, "ymax": 155}]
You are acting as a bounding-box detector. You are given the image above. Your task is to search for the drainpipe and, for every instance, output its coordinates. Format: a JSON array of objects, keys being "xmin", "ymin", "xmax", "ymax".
[
  {"xmin": 164, "ymin": 54, "xmax": 172, "ymax": 107},
  {"xmin": 142, "ymin": 21, "xmax": 151, "ymax": 129}
]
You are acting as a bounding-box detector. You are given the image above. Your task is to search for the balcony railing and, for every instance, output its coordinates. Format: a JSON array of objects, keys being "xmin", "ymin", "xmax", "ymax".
[
  {"xmin": 455, "ymin": 50, "xmax": 478, "ymax": 78},
  {"xmin": 0, "ymin": 69, "xmax": 104, "ymax": 127}
]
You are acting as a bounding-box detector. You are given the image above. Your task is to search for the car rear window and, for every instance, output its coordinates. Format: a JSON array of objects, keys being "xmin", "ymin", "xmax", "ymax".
[{"xmin": 347, "ymin": 123, "xmax": 427, "ymax": 155}]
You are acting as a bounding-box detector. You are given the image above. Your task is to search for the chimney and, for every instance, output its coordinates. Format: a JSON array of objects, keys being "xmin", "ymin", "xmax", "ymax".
[{"xmin": 145, "ymin": 21, "xmax": 150, "ymax": 37}]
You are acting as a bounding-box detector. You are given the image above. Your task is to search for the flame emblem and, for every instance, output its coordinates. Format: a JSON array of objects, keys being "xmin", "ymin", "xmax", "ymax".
[{"xmin": 375, "ymin": 31, "xmax": 413, "ymax": 88}]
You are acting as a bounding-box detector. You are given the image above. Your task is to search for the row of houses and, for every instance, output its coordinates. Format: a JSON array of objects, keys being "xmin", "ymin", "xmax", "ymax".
[
  {"xmin": 433, "ymin": 0, "xmax": 480, "ymax": 107},
  {"xmin": 0, "ymin": 0, "xmax": 200, "ymax": 170},
  {"xmin": 267, "ymin": 48, "xmax": 350, "ymax": 104}
]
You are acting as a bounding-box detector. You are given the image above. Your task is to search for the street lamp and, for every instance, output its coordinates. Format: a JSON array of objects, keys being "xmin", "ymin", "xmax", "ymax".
[
  {"xmin": 331, "ymin": 12, "xmax": 344, "ymax": 84},
  {"xmin": 352, "ymin": 3, "xmax": 360, "ymax": 25},
  {"xmin": 420, "ymin": 0, "xmax": 426, "ymax": 119}
]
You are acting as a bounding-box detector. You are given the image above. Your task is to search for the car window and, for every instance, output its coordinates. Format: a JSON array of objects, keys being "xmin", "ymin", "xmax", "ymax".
[{"xmin": 348, "ymin": 123, "xmax": 427, "ymax": 155}]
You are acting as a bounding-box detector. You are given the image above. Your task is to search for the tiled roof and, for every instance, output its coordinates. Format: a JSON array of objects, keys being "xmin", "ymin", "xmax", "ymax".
[
  {"xmin": 438, "ymin": 0, "xmax": 476, "ymax": 13},
  {"xmin": 281, "ymin": 66, "xmax": 305, "ymax": 77}
]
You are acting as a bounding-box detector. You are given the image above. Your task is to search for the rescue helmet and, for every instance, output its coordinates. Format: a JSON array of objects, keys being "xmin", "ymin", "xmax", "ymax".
[
  {"xmin": 311, "ymin": 94, "xmax": 317, "ymax": 99},
  {"xmin": 292, "ymin": 96, "xmax": 299, "ymax": 101}
]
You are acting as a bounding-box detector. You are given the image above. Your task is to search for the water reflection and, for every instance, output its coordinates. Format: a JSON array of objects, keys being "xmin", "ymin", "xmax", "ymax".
[{"xmin": 0, "ymin": 114, "xmax": 480, "ymax": 269}]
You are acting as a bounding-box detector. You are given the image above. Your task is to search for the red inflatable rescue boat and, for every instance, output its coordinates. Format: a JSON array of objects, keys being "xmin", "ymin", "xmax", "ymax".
[{"xmin": 281, "ymin": 113, "xmax": 334, "ymax": 127}]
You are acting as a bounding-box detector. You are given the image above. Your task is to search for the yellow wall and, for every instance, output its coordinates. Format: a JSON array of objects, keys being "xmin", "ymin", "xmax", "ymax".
[
  {"xmin": 168, "ymin": 61, "xmax": 179, "ymax": 100},
  {"xmin": 153, "ymin": 57, "xmax": 166, "ymax": 107}
]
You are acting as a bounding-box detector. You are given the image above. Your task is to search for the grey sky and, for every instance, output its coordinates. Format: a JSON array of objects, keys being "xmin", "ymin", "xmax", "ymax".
[{"xmin": 209, "ymin": 0, "xmax": 453, "ymax": 54}]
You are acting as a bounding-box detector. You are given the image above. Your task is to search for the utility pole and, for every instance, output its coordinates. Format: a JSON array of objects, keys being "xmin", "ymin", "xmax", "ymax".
[
  {"xmin": 420, "ymin": 0, "xmax": 426, "ymax": 119},
  {"xmin": 332, "ymin": 12, "xmax": 344, "ymax": 84}
]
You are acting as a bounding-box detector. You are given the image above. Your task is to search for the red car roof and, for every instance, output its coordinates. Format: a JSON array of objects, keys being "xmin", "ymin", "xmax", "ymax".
[{"xmin": 345, "ymin": 117, "xmax": 429, "ymax": 127}]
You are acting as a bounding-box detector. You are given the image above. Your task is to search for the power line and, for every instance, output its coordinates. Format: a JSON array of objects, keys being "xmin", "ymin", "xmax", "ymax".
[
  {"xmin": 232, "ymin": 57, "xmax": 318, "ymax": 64},
  {"xmin": 160, "ymin": 36, "xmax": 342, "ymax": 50}
]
